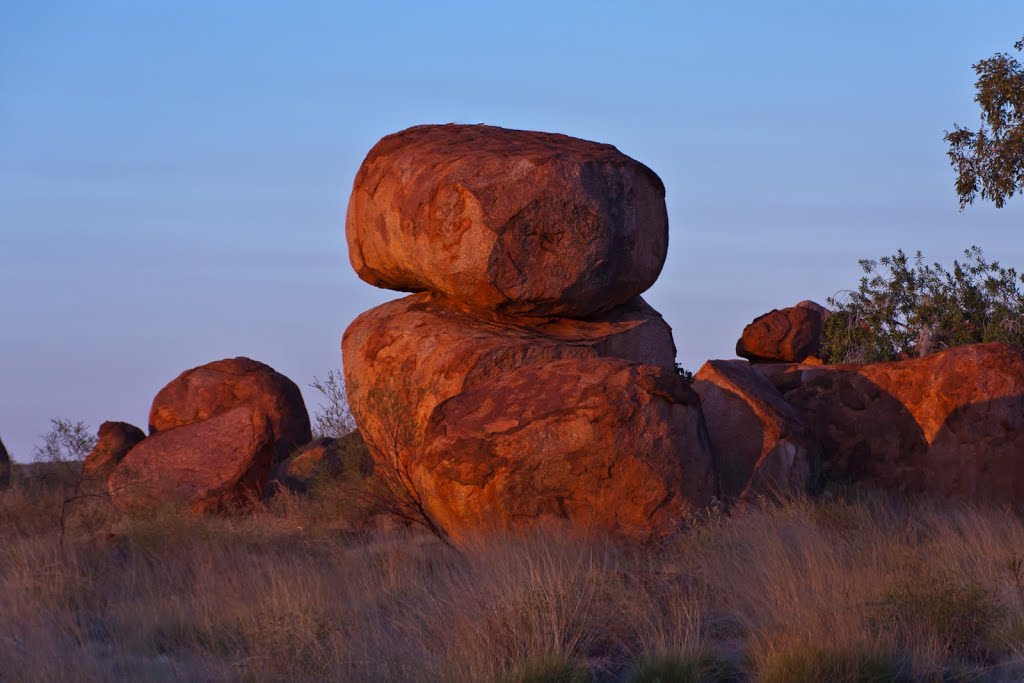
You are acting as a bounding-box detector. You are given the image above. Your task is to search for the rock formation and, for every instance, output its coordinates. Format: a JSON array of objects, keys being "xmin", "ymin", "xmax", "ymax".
[
  {"xmin": 109, "ymin": 357, "xmax": 311, "ymax": 513},
  {"xmin": 83, "ymin": 421, "xmax": 146, "ymax": 478},
  {"xmin": 346, "ymin": 124, "xmax": 668, "ymax": 318},
  {"xmin": 343, "ymin": 124, "xmax": 716, "ymax": 540},
  {"xmin": 736, "ymin": 301, "xmax": 829, "ymax": 363},
  {"xmin": 0, "ymin": 437, "xmax": 9, "ymax": 490},
  {"xmin": 693, "ymin": 360, "xmax": 817, "ymax": 499},
  {"xmin": 757, "ymin": 342, "xmax": 1024, "ymax": 504}
]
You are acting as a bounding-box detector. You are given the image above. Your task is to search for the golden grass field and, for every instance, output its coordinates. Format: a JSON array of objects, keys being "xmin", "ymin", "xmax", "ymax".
[{"xmin": 3, "ymin": 466, "xmax": 1024, "ymax": 682}]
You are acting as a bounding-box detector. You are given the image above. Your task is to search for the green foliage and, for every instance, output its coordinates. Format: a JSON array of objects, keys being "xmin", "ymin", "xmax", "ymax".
[
  {"xmin": 869, "ymin": 570, "xmax": 1003, "ymax": 662},
  {"xmin": 945, "ymin": 35, "xmax": 1024, "ymax": 209},
  {"xmin": 820, "ymin": 246, "xmax": 1024, "ymax": 363},
  {"xmin": 755, "ymin": 645, "xmax": 906, "ymax": 683},
  {"xmin": 674, "ymin": 363, "xmax": 694, "ymax": 385},
  {"xmin": 627, "ymin": 652, "xmax": 739, "ymax": 683},
  {"xmin": 504, "ymin": 654, "xmax": 591, "ymax": 683},
  {"xmin": 32, "ymin": 418, "xmax": 96, "ymax": 463}
]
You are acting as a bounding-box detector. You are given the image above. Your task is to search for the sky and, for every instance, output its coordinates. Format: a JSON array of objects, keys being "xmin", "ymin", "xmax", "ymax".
[{"xmin": 2, "ymin": 1, "xmax": 1022, "ymax": 459}]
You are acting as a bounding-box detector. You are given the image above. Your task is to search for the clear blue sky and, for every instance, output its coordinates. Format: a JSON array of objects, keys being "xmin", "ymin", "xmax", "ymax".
[{"xmin": 2, "ymin": 1, "xmax": 1022, "ymax": 459}]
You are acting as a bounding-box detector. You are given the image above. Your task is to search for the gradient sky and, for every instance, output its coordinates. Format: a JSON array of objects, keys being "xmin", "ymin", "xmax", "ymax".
[{"xmin": 2, "ymin": 2, "xmax": 1023, "ymax": 459}]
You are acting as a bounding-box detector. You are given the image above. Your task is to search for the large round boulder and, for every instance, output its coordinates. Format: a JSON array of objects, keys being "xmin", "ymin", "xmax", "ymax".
[
  {"xmin": 768, "ymin": 343, "xmax": 1024, "ymax": 503},
  {"xmin": 417, "ymin": 358, "xmax": 716, "ymax": 541},
  {"xmin": 149, "ymin": 357, "xmax": 311, "ymax": 464},
  {"xmin": 83, "ymin": 421, "xmax": 146, "ymax": 478},
  {"xmin": 342, "ymin": 292, "xmax": 679, "ymax": 451},
  {"xmin": 693, "ymin": 360, "xmax": 817, "ymax": 499},
  {"xmin": 109, "ymin": 408, "xmax": 274, "ymax": 513},
  {"xmin": 346, "ymin": 124, "xmax": 669, "ymax": 317},
  {"xmin": 736, "ymin": 301, "xmax": 828, "ymax": 363}
]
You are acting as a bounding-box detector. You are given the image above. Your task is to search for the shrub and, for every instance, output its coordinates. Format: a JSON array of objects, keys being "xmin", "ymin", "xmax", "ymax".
[
  {"xmin": 821, "ymin": 246, "xmax": 1024, "ymax": 363},
  {"xmin": 868, "ymin": 569, "xmax": 1004, "ymax": 663},
  {"xmin": 32, "ymin": 418, "xmax": 96, "ymax": 462},
  {"xmin": 754, "ymin": 643, "xmax": 906, "ymax": 683},
  {"xmin": 626, "ymin": 652, "xmax": 738, "ymax": 683},
  {"xmin": 309, "ymin": 370, "xmax": 356, "ymax": 439}
]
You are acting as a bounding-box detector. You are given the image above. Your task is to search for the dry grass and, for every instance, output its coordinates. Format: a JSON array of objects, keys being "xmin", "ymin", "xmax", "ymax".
[{"xmin": 3, "ymin": 470, "xmax": 1024, "ymax": 682}]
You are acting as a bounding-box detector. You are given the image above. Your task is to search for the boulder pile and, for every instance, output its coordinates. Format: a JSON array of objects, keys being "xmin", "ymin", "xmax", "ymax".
[
  {"xmin": 690, "ymin": 302, "xmax": 1024, "ymax": 507},
  {"xmin": 106, "ymin": 358, "xmax": 311, "ymax": 513},
  {"xmin": 343, "ymin": 124, "xmax": 717, "ymax": 541}
]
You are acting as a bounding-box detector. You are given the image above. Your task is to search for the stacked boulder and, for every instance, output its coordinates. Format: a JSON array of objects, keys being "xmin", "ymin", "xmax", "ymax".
[
  {"xmin": 343, "ymin": 124, "xmax": 717, "ymax": 541},
  {"xmin": 107, "ymin": 357, "xmax": 311, "ymax": 513}
]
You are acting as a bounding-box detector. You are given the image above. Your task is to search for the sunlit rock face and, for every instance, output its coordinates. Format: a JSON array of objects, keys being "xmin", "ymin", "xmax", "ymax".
[
  {"xmin": 757, "ymin": 342, "xmax": 1024, "ymax": 504},
  {"xmin": 736, "ymin": 301, "xmax": 829, "ymax": 363},
  {"xmin": 343, "ymin": 124, "xmax": 716, "ymax": 541},
  {"xmin": 346, "ymin": 123, "xmax": 668, "ymax": 318},
  {"xmin": 109, "ymin": 357, "xmax": 311, "ymax": 513}
]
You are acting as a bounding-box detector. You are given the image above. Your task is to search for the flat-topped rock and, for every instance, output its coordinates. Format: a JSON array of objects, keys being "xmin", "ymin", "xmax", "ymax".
[{"xmin": 346, "ymin": 124, "xmax": 669, "ymax": 317}]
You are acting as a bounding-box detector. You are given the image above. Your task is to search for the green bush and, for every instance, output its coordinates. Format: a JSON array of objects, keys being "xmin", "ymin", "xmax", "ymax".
[
  {"xmin": 868, "ymin": 570, "xmax": 1004, "ymax": 663},
  {"xmin": 821, "ymin": 246, "xmax": 1024, "ymax": 363},
  {"xmin": 755, "ymin": 644, "xmax": 906, "ymax": 683}
]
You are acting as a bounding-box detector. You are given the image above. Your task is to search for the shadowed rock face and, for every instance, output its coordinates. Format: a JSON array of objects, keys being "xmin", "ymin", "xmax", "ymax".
[
  {"xmin": 83, "ymin": 422, "xmax": 146, "ymax": 478},
  {"xmin": 0, "ymin": 437, "xmax": 9, "ymax": 489},
  {"xmin": 110, "ymin": 408, "xmax": 274, "ymax": 513},
  {"xmin": 762, "ymin": 343, "xmax": 1024, "ymax": 503},
  {"xmin": 149, "ymin": 357, "xmax": 311, "ymax": 464},
  {"xmin": 342, "ymin": 292, "xmax": 679, "ymax": 453},
  {"xmin": 346, "ymin": 124, "xmax": 668, "ymax": 318},
  {"xmin": 736, "ymin": 301, "xmax": 827, "ymax": 363},
  {"xmin": 693, "ymin": 360, "xmax": 817, "ymax": 499},
  {"xmin": 417, "ymin": 358, "xmax": 716, "ymax": 542}
]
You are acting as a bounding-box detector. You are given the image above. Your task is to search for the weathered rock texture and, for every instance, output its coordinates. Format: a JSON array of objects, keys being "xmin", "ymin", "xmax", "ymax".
[
  {"xmin": 736, "ymin": 301, "xmax": 828, "ymax": 363},
  {"xmin": 109, "ymin": 357, "xmax": 311, "ymax": 513},
  {"xmin": 762, "ymin": 343, "xmax": 1024, "ymax": 503},
  {"xmin": 346, "ymin": 124, "xmax": 669, "ymax": 318},
  {"xmin": 149, "ymin": 357, "xmax": 311, "ymax": 463},
  {"xmin": 84, "ymin": 421, "xmax": 146, "ymax": 478},
  {"xmin": 418, "ymin": 358, "xmax": 715, "ymax": 541},
  {"xmin": 693, "ymin": 360, "xmax": 817, "ymax": 499},
  {"xmin": 343, "ymin": 292, "xmax": 679, "ymax": 443},
  {"xmin": 110, "ymin": 408, "xmax": 274, "ymax": 513},
  {"xmin": 343, "ymin": 124, "xmax": 718, "ymax": 541},
  {"xmin": 0, "ymin": 437, "xmax": 10, "ymax": 489}
]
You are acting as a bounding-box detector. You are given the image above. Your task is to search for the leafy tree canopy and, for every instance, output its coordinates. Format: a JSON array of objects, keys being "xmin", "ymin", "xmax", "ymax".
[
  {"xmin": 821, "ymin": 246, "xmax": 1024, "ymax": 364},
  {"xmin": 945, "ymin": 36, "xmax": 1024, "ymax": 209}
]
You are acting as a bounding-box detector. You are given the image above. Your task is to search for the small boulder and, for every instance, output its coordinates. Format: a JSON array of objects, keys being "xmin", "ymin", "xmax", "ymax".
[
  {"xmin": 109, "ymin": 408, "xmax": 274, "ymax": 513},
  {"xmin": 693, "ymin": 360, "xmax": 817, "ymax": 499},
  {"xmin": 149, "ymin": 357, "xmax": 311, "ymax": 464},
  {"xmin": 0, "ymin": 437, "xmax": 9, "ymax": 489},
  {"xmin": 777, "ymin": 343, "xmax": 1024, "ymax": 503},
  {"xmin": 736, "ymin": 301, "xmax": 828, "ymax": 363},
  {"xmin": 346, "ymin": 124, "xmax": 669, "ymax": 317},
  {"xmin": 417, "ymin": 358, "xmax": 717, "ymax": 542},
  {"xmin": 83, "ymin": 421, "xmax": 146, "ymax": 478}
]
